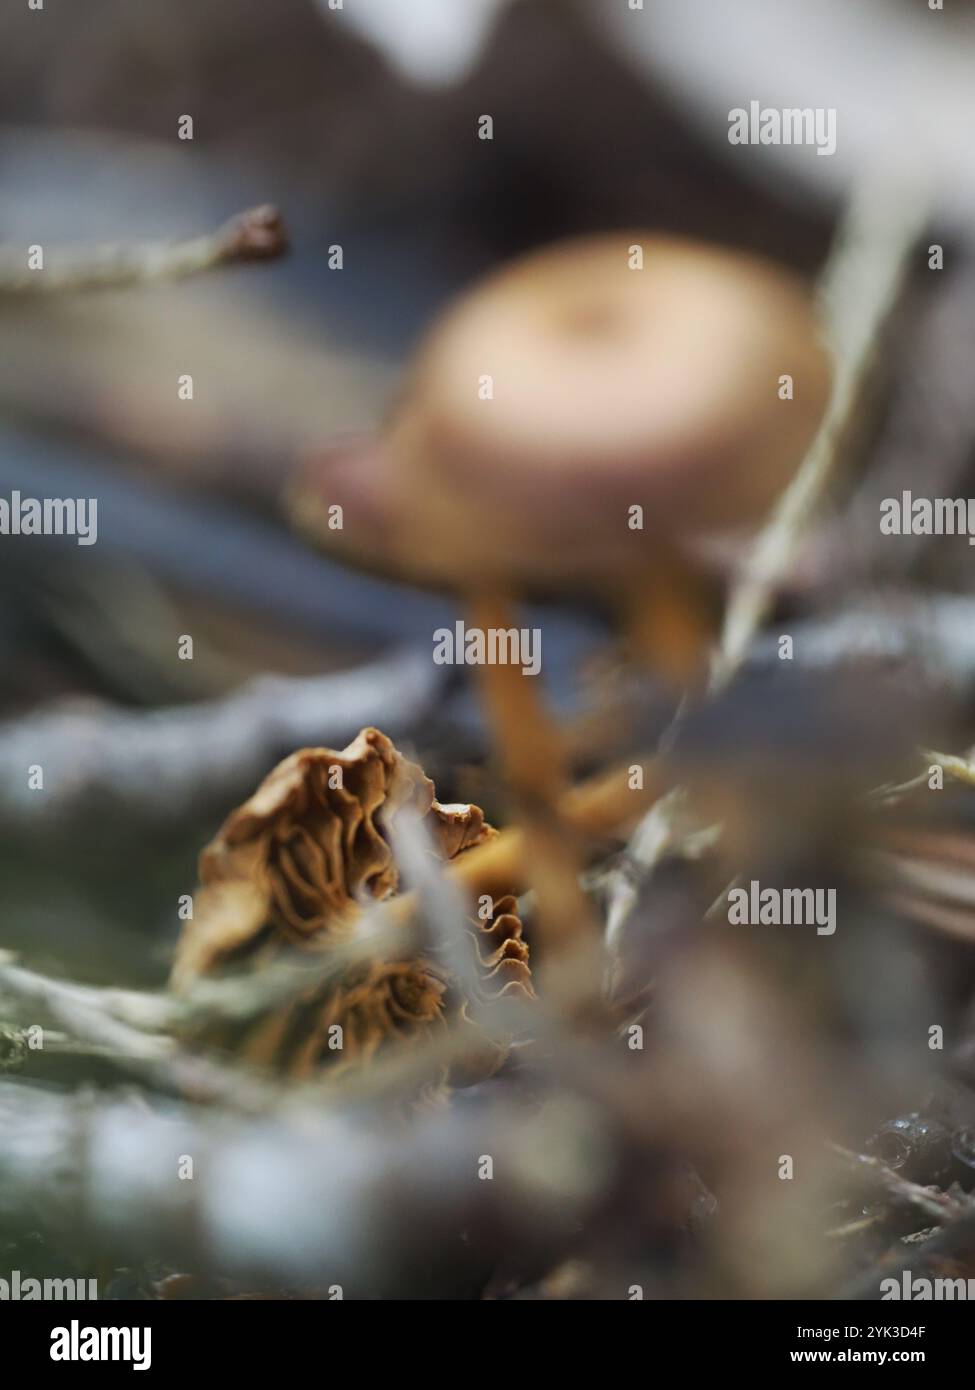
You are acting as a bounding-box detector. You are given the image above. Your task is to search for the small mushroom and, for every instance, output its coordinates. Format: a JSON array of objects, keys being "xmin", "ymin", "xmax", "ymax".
[
  {"xmin": 298, "ymin": 236, "xmax": 826, "ymax": 582},
  {"xmin": 171, "ymin": 728, "xmax": 534, "ymax": 1103},
  {"xmin": 292, "ymin": 233, "xmax": 831, "ymax": 997}
]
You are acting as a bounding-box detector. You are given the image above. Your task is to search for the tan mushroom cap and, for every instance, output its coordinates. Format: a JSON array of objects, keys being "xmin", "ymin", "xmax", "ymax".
[{"xmin": 295, "ymin": 233, "xmax": 831, "ymax": 592}]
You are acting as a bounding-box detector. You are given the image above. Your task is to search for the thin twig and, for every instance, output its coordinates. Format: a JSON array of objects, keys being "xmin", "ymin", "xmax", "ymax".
[
  {"xmin": 0, "ymin": 205, "xmax": 287, "ymax": 294},
  {"xmin": 868, "ymin": 745, "xmax": 975, "ymax": 807},
  {"xmin": 714, "ymin": 178, "xmax": 928, "ymax": 686},
  {"xmin": 604, "ymin": 180, "xmax": 928, "ymax": 952},
  {"xmin": 830, "ymin": 1143, "xmax": 974, "ymax": 1225},
  {"xmin": 0, "ymin": 955, "xmax": 278, "ymax": 1111},
  {"xmin": 603, "ymin": 789, "xmax": 718, "ymax": 956}
]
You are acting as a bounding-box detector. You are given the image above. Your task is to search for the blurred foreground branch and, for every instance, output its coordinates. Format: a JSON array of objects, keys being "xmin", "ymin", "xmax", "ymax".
[
  {"xmin": 0, "ymin": 953, "xmax": 280, "ymax": 1111},
  {"xmin": 0, "ymin": 1080, "xmax": 596, "ymax": 1292},
  {"xmin": 0, "ymin": 648, "xmax": 444, "ymax": 826}
]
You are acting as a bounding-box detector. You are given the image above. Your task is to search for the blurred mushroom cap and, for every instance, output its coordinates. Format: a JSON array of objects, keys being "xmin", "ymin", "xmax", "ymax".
[{"xmin": 295, "ymin": 232, "xmax": 830, "ymax": 592}]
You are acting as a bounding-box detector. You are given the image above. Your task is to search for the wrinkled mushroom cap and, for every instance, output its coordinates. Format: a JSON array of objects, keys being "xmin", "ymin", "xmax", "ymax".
[
  {"xmin": 171, "ymin": 727, "xmax": 534, "ymax": 1102},
  {"xmin": 294, "ymin": 233, "xmax": 831, "ymax": 592}
]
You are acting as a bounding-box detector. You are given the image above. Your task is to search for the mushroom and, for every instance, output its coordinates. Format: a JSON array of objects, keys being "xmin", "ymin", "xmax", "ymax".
[{"xmin": 291, "ymin": 232, "xmax": 831, "ymax": 1000}]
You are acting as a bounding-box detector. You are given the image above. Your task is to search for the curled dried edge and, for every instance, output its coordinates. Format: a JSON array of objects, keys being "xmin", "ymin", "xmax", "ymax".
[{"xmin": 172, "ymin": 728, "xmax": 533, "ymax": 1097}]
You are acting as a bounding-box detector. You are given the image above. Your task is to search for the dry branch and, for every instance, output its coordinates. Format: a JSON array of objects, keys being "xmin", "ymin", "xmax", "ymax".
[
  {"xmin": 0, "ymin": 205, "xmax": 287, "ymax": 294},
  {"xmin": 0, "ymin": 1080, "xmax": 597, "ymax": 1292},
  {"xmin": 831, "ymin": 1143, "xmax": 975, "ymax": 1226},
  {"xmin": 0, "ymin": 648, "xmax": 444, "ymax": 826},
  {"xmin": 715, "ymin": 178, "xmax": 929, "ymax": 684}
]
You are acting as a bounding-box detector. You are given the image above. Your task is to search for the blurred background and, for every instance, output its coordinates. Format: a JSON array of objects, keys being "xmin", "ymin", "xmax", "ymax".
[{"xmin": 4, "ymin": 0, "xmax": 975, "ymax": 1301}]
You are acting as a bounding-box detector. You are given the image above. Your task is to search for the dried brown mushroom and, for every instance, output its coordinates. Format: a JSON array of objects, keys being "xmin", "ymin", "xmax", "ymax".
[
  {"xmin": 174, "ymin": 727, "xmax": 492, "ymax": 976},
  {"xmin": 172, "ymin": 727, "xmax": 533, "ymax": 1099},
  {"xmin": 235, "ymin": 893, "xmax": 530, "ymax": 1093}
]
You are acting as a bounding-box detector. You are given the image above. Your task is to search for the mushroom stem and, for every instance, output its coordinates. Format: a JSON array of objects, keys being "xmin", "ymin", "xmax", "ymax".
[
  {"xmin": 466, "ymin": 589, "xmax": 605, "ymax": 1012},
  {"xmin": 466, "ymin": 589, "xmax": 567, "ymax": 806},
  {"xmin": 623, "ymin": 557, "xmax": 716, "ymax": 692}
]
